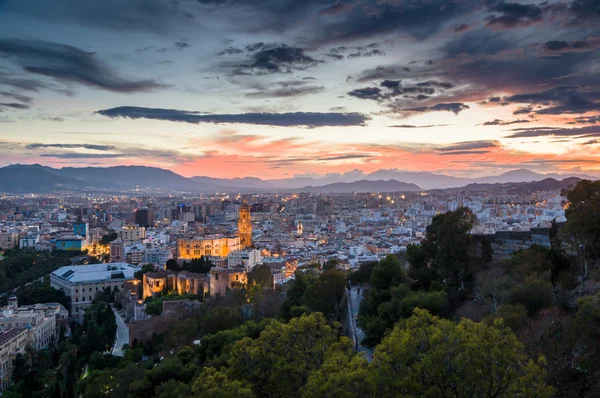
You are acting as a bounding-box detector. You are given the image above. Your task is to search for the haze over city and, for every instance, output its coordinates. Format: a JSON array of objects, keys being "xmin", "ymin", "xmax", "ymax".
[{"xmin": 1, "ymin": 0, "xmax": 599, "ymax": 180}]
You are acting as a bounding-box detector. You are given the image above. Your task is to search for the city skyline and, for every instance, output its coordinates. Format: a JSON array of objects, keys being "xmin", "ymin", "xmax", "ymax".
[{"xmin": 1, "ymin": 0, "xmax": 599, "ymax": 179}]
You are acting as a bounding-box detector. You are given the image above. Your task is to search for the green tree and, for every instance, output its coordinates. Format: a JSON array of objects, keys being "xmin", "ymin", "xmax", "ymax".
[
  {"xmin": 228, "ymin": 312, "xmax": 347, "ymax": 397},
  {"xmin": 192, "ymin": 367, "xmax": 254, "ymax": 398},
  {"xmin": 248, "ymin": 264, "xmax": 274, "ymax": 287},
  {"xmin": 372, "ymin": 309, "xmax": 553, "ymax": 397}
]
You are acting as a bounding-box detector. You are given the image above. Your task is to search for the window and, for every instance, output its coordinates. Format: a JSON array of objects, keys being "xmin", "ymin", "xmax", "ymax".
[
  {"xmin": 76, "ymin": 298, "xmax": 78, "ymax": 302},
  {"xmin": 75, "ymin": 289, "xmax": 78, "ymax": 293}
]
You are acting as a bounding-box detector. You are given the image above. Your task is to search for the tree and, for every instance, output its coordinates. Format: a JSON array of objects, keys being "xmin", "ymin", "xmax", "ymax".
[
  {"xmin": 192, "ymin": 367, "xmax": 254, "ymax": 398},
  {"xmin": 248, "ymin": 264, "xmax": 273, "ymax": 288},
  {"xmin": 301, "ymin": 352, "xmax": 374, "ymax": 398},
  {"xmin": 154, "ymin": 380, "xmax": 191, "ymax": 398},
  {"xmin": 509, "ymin": 278, "xmax": 553, "ymax": 316},
  {"xmin": 432, "ymin": 207, "xmax": 476, "ymax": 292},
  {"xmin": 166, "ymin": 259, "xmax": 179, "ymax": 272},
  {"xmin": 371, "ymin": 309, "xmax": 553, "ymax": 398},
  {"xmin": 348, "ymin": 261, "xmax": 376, "ymax": 287},
  {"xmin": 563, "ymin": 180, "xmax": 600, "ymax": 279},
  {"xmin": 199, "ymin": 306, "xmax": 240, "ymax": 336},
  {"xmin": 476, "ymin": 267, "xmax": 512, "ymax": 314},
  {"xmin": 228, "ymin": 312, "xmax": 347, "ymax": 397}
]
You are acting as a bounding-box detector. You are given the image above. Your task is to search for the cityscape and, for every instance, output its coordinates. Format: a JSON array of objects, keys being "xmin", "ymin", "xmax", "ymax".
[{"xmin": 1, "ymin": 0, "xmax": 600, "ymax": 397}]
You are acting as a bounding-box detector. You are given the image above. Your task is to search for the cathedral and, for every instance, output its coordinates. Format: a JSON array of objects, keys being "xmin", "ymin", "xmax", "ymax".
[{"xmin": 238, "ymin": 201, "xmax": 252, "ymax": 248}]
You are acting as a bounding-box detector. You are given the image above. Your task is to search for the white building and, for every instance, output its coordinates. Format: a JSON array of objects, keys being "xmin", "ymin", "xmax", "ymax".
[
  {"xmin": 0, "ymin": 328, "xmax": 28, "ymax": 394},
  {"xmin": 227, "ymin": 249, "xmax": 263, "ymax": 271},
  {"xmin": 143, "ymin": 247, "xmax": 172, "ymax": 268},
  {"xmin": 19, "ymin": 234, "xmax": 39, "ymax": 249},
  {"xmin": 50, "ymin": 263, "xmax": 139, "ymax": 322},
  {"xmin": 0, "ymin": 297, "xmax": 63, "ymax": 350}
]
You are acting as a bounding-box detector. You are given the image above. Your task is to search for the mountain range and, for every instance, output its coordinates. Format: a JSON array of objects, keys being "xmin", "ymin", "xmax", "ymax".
[{"xmin": 0, "ymin": 164, "xmax": 596, "ymax": 193}]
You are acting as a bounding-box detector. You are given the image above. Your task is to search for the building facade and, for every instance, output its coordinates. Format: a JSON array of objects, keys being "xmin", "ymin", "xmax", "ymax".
[
  {"xmin": 50, "ymin": 263, "xmax": 138, "ymax": 322},
  {"xmin": 177, "ymin": 235, "xmax": 241, "ymax": 260},
  {"xmin": 226, "ymin": 248, "xmax": 262, "ymax": 271},
  {"xmin": 0, "ymin": 233, "xmax": 19, "ymax": 250},
  {"xmin": 142, "ymin": 270, "xmax": 207, "ymax": 300},
  {"xmin": 119, "ymin": 226, "xmax": 146, "ymax": 244},
  {"xmin": 238, "ymin": 202, "xmax": 252, "ymax": 248},
  {"xmin": 0, "ymin": 328, "xmax": 28, "ymax": 394}
]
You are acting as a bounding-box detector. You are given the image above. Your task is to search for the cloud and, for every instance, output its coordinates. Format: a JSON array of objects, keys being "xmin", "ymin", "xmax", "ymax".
[
  {"xmin": 224, "ymin": 43, "xmax": 322, "ymax": 75},
  {"xmin": 0, "ymin": 39, "xmax": 167, "ymax": 93},
  {"xmin": 454, "ymin": 23, "xmax": 472, "ymax": 33},
  {"xmin": 246, "ymin": 85, "xmax": 325, "ymax": 98},
  {"xmin": 174, "ymin": 41, "xmax": 191, "ymax": 50},
  {"xmin": 39, "ymin": 153, "xmax": 126, "ymax": 159},
  {"xmin": 0, "ymin": 91, "xmax": 33, "ymax": 103},
  {"xmin": 482, "ymin": 119, "xmax": 530, "ymax": 126},
  {"xmin": 403, "ymin": 102, "xmax": 470, "ymax": 115},
  {"xmin": 513, "ymin": 106, "xmax": 533, "ymax": 115},
  {"xmin": 96, "ymin": 106, "xmax": 369, "ymax": 127},
  {"xmin": 26, "ymin": 143, "xmax": 116, "ymax": 151},
  {"xmin": 484, "ymin": 1, "xmax": 546, "ymax": 30},
  {"xmin": 505, "ymin": 85, "xmax": 600, "ymax": 115},
  {"xmin": 319, "ymin": 1, "xmax": 354, "ymax": 16},
  {"xmin": 438, "ymin": 140, "xmax": 500, "ymax": 152},
  {"xmin": 389, "ymin": 124, "xmax": 450, "ymax": 128},
  {"xmin": 505, "ymin": 125, "xmax": 600, "ymax": 138},
  {"xmin": 0, "ymin": 102, "xmax": 30, "ymax": 110}
]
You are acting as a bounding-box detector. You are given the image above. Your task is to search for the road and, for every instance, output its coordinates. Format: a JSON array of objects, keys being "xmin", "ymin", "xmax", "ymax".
[
  {"xmin": 348, "ymin": 286, "xmax": 374, "ymax": 362},
  {"xmin": 111, "ymin": 307, "xmax": 128, "ymax": 357}
]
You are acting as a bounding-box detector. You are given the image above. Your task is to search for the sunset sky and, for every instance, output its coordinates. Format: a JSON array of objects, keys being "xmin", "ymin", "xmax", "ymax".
[{"xmin": 0, "ymin": 0, "xmax": 599, "ymax": 179}]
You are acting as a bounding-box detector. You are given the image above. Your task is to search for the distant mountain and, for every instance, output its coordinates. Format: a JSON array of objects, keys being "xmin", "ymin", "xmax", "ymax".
[
  {"xmin": 0, "ymin": 164, "xmax": 87, "ymax": 192},
  {"xmin": 297, "ymin": 179, "xmax": 422, "ymax": 193},
  {"xmin": 0, "ymin": 164, "xmax": 596, "ymax": 193},
  {"xmin": 459, "ymin": 177, "xmax": 581, "ymax": 193},
  {"xmin": 363, "ymin": 170, "xmax": 471, "ymax": 190}
]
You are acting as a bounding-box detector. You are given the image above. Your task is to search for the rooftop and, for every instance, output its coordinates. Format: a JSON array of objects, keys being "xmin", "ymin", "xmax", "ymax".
[
  {"xmin": 51, "ymin": 262, "xmax": 139, "ymax": 284},
  {"xmin": 0, "ymin": 328, "xmax": 26, "ymax": 345}
]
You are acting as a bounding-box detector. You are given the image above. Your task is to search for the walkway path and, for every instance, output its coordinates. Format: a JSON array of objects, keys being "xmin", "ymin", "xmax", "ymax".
[
  {"xmin": 347, "ymin": 286, "xmax": 374, "ymax": 362},
  {"xmin": 111, "ymin": 307, "xmax": 128, "ymax": 357}
]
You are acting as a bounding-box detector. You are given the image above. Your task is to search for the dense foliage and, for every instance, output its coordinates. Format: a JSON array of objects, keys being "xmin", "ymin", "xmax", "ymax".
[{"xmin": 0, "ymin": 249, "xmax": 75, "ymax": 294}]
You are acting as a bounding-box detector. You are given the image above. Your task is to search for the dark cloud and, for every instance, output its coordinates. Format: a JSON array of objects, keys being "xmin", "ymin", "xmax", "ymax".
[
  {"xmin": 347, "ymin": 49, "xmax": 385, "ymax": 59},
  {"xmin": 245, "ymin": 85, "xmax": 324, "ymax": 98},
  {"xmin": 174, "ymin": 41, "xmax": 191, "ymax": 50},
  {"xmin": 505, "ymin": 125, "xmax": 600, "ymax": 138},
  {"xmin": 482, "ymin": 119, "xmax": 530, "ymax": 126},
  {"xmin": 218, "ymin": 47, "xmax": 244, "ymax": 56},
  {"xmin": 389, "ymin": 124, "xmax": 450, "ymax": 128},
  {"xmin": 0, "ymin": 102, "xmax": 30, "ymax": 110},
  {"xmin": 454, "ymin": 23, "xmax": 472, "ymax": 33},
  {"xmin": 571, "ymin": 115, "xmax": 600, "ymax": 124},
  {"xmin": 0, "ymin": 91, "xmax": 33, "ymax": 103},
  {"xmin": 0, "ymin": 39, "xmax": 167, "ymax": 93},
  {"xmin": 513, "ymin": 106, "xmax": 533, "ymax": 115},
  {"xmin": 96, "ymin": 106, "xmax": 369, "ymax": 127},
  {"xmin": 39, "ymin": 153, "xmax": 125, "ymax": 159},
  {"xmin": 3, "ymin": 0, "xmax": 197, "ymax": 33},
  {"xmin": 348, "ymin": 79, "xmax": 452, "ymax": 102},
  {"xmin": 317, "ymin": 154, "xmax": 375, "ymax": 161},
  {"xmin": 505, "ymin": 85, "xmax": 600, "ymax": 115},
  {"xmin": 438, "ymin": 150, "xmax": 491, "ymax": 155},
  {"xmin": 438, "ymin": 140, "xmax": 500, "ymax": 152},
  {"xmin": 484, "ymin": 1, "xmax": 545, "ymax": 30},
  {"xmin": 544, "ymin": 40, "xmax": 569, "ymax": 51},
  {"xmin": 319, "ymin": 1, "xmax": 354, "ymax": 16},
  {"xmin": 226, "ymin": 43, "xmax": 322, "ymax": 75},
  {"xmin": 26, "ymin": 143, "xmax": 115, "ymax": 151},
  {"xmin": 347, "ymin": 87, "xmax": 382, "ymax": 101},
  {"xmin": 403, "ymin": 103, "xmax": 470, "ymax": 115}
]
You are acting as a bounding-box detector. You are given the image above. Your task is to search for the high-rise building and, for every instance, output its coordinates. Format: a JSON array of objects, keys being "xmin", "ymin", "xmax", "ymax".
[
  {"xmin": 135, "ymin": 208, "xmax": 155, "ymax": 228},
  {"xmin": 238, "ymin": 201, "xmax": 252, "ymax": 248}
]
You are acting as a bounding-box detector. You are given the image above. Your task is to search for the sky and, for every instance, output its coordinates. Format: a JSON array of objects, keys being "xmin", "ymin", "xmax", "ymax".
[{"xmin": 0, "ymin": 0, "xmax": 599, "ymax": 180}]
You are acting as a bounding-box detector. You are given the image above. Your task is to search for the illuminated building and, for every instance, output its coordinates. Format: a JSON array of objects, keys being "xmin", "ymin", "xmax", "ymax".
[
  {"xmin": 238, "ymin": 201, "xmax": 252, "ymax": 248},
  {"xmin": 142, "ymin": 270, "xmax": 207, "ymax": 299},
  {"xmin": 177, "ymin": 235, "xmax": 241, "ymax": 260},
  {"xmin": 209, "ymin": 267, "xmax": 248, "ymax": 295}
]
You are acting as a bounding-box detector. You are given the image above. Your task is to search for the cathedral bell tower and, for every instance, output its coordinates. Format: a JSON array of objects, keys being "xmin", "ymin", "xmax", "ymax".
[{"xmin": 238, "ymin": 200, "xmax": 252, "ymax": 248}]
